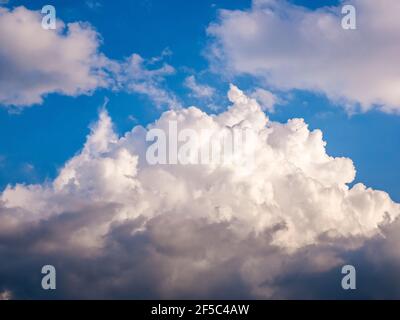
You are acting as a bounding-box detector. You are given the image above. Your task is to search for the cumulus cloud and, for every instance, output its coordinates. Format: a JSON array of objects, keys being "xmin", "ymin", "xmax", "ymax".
[
  {"xmin": 207, "ymin": 0, "xmax": 400, "ymax": 113},
  {"xmin": 86, "ymin": 1, "xmax": 102, "ymax": 10},
  {"xmin": 0, "ymin": 6, "xmax": 114, "ymax": 108},
  {"xmin": 184, "ymin": 75, "xmax": 215, "ymax": 98},
  {"xmin": 0, "ymin": 85, "xmax": 399, "ymax": 298},
  {"xmin": 0, "ymin": 7, "xmax": 180, "ymax": 110}
]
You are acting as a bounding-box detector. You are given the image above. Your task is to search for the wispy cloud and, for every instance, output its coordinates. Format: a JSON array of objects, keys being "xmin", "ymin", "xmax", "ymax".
[
  {"xmin": 0, "ymin": 6, "xmax": 113, "ymax": 109},
  {"xmin": 116, "ymin": 53, "xmax": 182, "ymax": 109},
  {"xmin": 0, "ymin": 86, "xmax": 398, "ymax": 298},
  {"xmin": 184, "ymin": 75, "xmax": 215, "ymax": 98}
]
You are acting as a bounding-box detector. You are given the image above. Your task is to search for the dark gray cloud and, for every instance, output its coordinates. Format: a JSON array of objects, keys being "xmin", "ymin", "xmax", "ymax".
[{"xmin": 1, "ymin": 205, "xmax": 400, "ymax": 299}]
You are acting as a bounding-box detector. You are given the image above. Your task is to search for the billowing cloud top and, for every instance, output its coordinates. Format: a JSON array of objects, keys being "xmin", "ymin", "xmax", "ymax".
[
  {"xmin": 0, "ymin": 86, "xmax": 399, "ymax": 298},
  {"xmin": 208, "ymin": 0, "xmax": 400, "ymax": 113}
]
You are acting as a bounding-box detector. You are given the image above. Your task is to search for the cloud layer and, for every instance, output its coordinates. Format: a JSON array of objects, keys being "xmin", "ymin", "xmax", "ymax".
[
  {"xmin": 0, "ymin": 86, "xmax": 399, "ymax": 298},
  {"xmin": 208, "ymin": 0, "xmax": 400, "ymax": 113}
]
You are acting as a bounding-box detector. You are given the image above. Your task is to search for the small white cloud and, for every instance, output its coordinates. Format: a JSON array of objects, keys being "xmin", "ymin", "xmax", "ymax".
[
  {"xmin": 149, "ymin": 47, "xmax": 173, "ymax": 64},
  {"xmin": 86, "ymin": 0, "xmax": 102, "ymax": 9},
  {"xmin": 250, "ymin": 88, "xmax": 279, "ymax": 112},
  {"xmin": 184, "ymin": 75, "xmax": 215, "ymax": 98}
]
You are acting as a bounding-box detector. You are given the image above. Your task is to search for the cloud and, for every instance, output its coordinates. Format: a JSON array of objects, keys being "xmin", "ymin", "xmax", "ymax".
[
  {"xmin": 207, "ymin": 0, "xmax": 400, "ymax": 113},
  {"xmin": 86, "ymin": 1, "xmax": 102, "ymax": 10},
  {"xmin": 0, "ymin": 85, "xmax": 399, "ymax": 298},
  {"xmin": 0, "ymin": 6, "xmax": 114, "ymax": 108},
  {"xmin": 184, "ymin": 75, "xmax": 215, "ymax": 98},
  {"xmin": 116, "ymin": 53, "xmax": 182, "ymax": 109},
  {"xmin": 0, "ymin": 7, "xmax": 179, "ymax": 110},
  {"xmin": 0, "ymin": 290, "xmax": 12, "ymax": 300},
  {"xmin": 250, "ymin": 88, "xmax": 279, "ymax": 112}
]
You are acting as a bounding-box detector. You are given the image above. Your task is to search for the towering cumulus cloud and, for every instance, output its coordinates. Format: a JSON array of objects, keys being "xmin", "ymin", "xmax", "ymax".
[{"xmin": 0, "ymin": 86, "xmax": 399, "ymax": 299}]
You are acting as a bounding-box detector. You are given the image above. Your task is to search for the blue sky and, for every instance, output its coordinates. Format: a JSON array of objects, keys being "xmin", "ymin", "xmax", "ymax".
[{"xmin": 0, "ymin": 0, "xmax": 398, "ymax": 203}]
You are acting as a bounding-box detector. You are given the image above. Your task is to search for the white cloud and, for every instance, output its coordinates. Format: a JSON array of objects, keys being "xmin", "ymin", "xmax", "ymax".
[
  {"xmin": 184, "ymin": 75, "xmax": 215, "ymax": 98},
  {"xmin": 250, "ymin": 87, "xmax": 279, "ymax": 112},
  {"xmin": 86, "ymin": 1, "xmax": 102, "ymax": 10},
  {"xmin": 0, "ymin": 290, "xmax": 12, "ymax": 300},
  {"xmin": 208, "ymin": 0, "xmax": 400, "ymax": 113},
  {"xmin": 116, "ymin": 53, "xmax": 181, "ymax": 109},
  {"xmin": 0, "ymin": 6, "xmax": 114, "ymax": 108},
  {"xmin": 0, "ymin": 7, "xmax": 180, "ymax": 110},
  {"xmin": 0, "ymin": 85, "xmax": 398, "ymax": 298}
]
